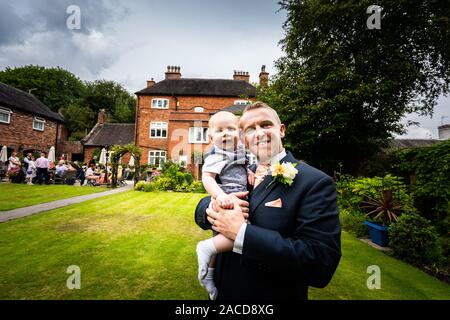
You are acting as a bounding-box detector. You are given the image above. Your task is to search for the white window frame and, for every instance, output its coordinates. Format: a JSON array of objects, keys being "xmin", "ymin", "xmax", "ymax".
[
  {"xmin": 234, "ymin": 100, "xmax": 251, "ymax": 105},
  {"xmin": 194, "ymin": 107, "xmax": 204, "ymax": 113},
  {"xmin": 189, "ymin": 127, "xmax": 209, "ymax": 144},
  {"xmin": 0, "ymin": 107, "xmax": 12, "ymax": 124},
  {"xmin": 32, "ymin": 116, "xmax": 45, "ymax": 131},
  {"xmin": 148, "ymin": 150, "xmax": 167, "ymax": 168},
  {"xmin": 151, "ymin": 98, "xmax": 169, "ymax": 109},
  {"xmin": 150, "ymin": 122, "xmax": 168, "ymax": 138}
]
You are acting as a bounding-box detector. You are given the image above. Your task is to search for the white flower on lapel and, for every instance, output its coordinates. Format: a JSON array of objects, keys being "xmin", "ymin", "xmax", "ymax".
[{"xmin": 267, "ymin": 161, "xmax": 299, "ymax": 188}]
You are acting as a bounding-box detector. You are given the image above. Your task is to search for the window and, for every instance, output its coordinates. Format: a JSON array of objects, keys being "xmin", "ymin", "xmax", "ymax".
[
  {"xmin": 32, "ymin": 117, "xmax": 45, "ymax": 131},
  {"xmin": 189, "ymin": 127, "xmax": 208, "ymax": 144},
  {"xmin": 0, "ymin": 107, "xmax": 12, "ymax": 124},
  {"xmin": 151, "ymin": 98, "xmax": 169, "ymax": 109},
  {"xmin": 150, "ymin": 122, "xmax": 168, "ymax": 138},
  {"xmin": 148, "ymin": 150, "xmax": 166, "ymax": 168},
  {"xmin": 179, "ymin": 155, "xmax": 188, "ymax": 168},
  {"xmin": 234, "ymin": 100, "xmax": 251, "ymax": 105},
  {"xmin": 194, "ymin": 107, "xmax": 204, "ymax": 113}
]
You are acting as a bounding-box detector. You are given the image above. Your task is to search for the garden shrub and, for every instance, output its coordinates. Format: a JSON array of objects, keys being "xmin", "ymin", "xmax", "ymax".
[
  {"xmin": 191, "ymin": 181, "xmax": 206, "ymax": 193},
  {"xmin": 135, "ymin": 159, "xmax": 205, "ymax": 193},
  {"xmin": 134, "ymin": 181, "xmax": 147, "ymax": 191},
  {"xmin": 337, "ymin": 174, "xmax": 416, "ymax": 217},
  {"xmin": 143, "ymin": 182, "xmax": 156, "ymax": 192},
  {"xmin": 184, "ymin": 173, "xmax": 194, "ymax": 185},
  {"xmin": 389, "ymin": 213, "xmax": 441, "ymax": 265},
  {"xmin": 134, "ymin": 181, "xmax": 157, "ymax": 192},
  {"xmin": 153, "ymin": 176, "xmax": 176, "ymax": 191},
  {"xmin": 390, "ymin": 140, "xmax": 450, "ymax": 234},
  {"xmin": 339, "ymin": 208, "xmax": 369, "ymax": 238}
]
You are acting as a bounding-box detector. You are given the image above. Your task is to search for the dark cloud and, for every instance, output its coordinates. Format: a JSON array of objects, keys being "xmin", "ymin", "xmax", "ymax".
[
  {"xmin": 0, "ymin": 0, "xmax": 127, "ymax": 47},
  {"xmin": 0, "ymin": 0, "xmax": 129, "ymax": 78},
  {"xmin": 0, "ymin": 2, "xmax": 29, "ymax": 45}
]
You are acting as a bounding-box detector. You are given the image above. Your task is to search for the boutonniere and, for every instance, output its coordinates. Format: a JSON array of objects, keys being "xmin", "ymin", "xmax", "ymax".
[{"xmin": 266, "ymin": 161, "xmax": 299, "ymax": 189}]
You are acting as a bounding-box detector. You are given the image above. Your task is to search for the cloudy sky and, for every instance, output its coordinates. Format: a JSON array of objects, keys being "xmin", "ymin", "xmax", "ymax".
[{"xmin": 0, "ymin": 0, "xmax": 448, "ymax": 138}]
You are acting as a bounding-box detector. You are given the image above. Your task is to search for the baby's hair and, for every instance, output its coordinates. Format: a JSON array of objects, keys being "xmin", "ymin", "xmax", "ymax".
[{"xmin": 208, "ymin": 111, "xmax": 239, "ymax": 129}]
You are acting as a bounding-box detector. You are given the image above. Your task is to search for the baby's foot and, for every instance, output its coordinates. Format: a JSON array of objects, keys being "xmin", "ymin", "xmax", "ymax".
[
  {"xmin": 196, "ymin": 239, "xmax": 217, "ymax": 280},
  {"xmin": 200, "ymin": 267, "xmax": 218, "ymax": 300}
]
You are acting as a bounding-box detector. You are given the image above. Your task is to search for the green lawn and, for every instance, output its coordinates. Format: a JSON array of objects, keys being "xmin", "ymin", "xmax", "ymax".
[
  {"xmin": 0, "ymin": 191, "xmax": 448, "ymax": 300},
  {"xmin": 0, "ymin": 184, "xmax": 107, "ymax": 211}
]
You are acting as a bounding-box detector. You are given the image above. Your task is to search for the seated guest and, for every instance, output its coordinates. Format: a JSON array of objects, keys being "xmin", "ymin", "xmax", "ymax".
[
  {"xmin": 64, "ymin": 162, "xmax": 78, "ymax": 185},
  {"xmin": 55, "ymin": 160, "xmax": 67, "ymax": 177},
  {"xmin": 85, "ymin": 163, "xmax": 100, "ymax": 185},
  {"xmin": 72, "ymin": 162, "xmax": 85, "ymax": 186}
]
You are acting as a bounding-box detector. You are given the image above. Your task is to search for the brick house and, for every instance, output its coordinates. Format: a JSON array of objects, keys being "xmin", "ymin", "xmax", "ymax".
[
  {"xmin": 81, "ymin": 109, "xmax": 135, "ymax": 164},
  {"xmin": 134, "ymin": 65, "xmax": 268, "ymax": 178},
  {"xmin": 0, "ymin": 82, "xmax": 67, "ymax": 157}
]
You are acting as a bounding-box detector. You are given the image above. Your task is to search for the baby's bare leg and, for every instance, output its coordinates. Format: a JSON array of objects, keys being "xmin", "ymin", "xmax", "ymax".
[
  {"xmin": 208, "ymin": 233, "xmax": 234, "ymax": 268},
  {"xmin": 212, "ymin": 233, "xmax": 234, "ymax": 252}
]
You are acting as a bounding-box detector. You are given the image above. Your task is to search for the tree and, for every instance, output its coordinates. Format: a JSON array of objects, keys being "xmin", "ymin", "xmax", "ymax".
[
  {"xmin": 0, "ymin": 65, "xmax": 85, "ymax": 112},
  {"xmin": 0, "ymin": 66, "xmax": 136, "ymax": 140},
  {"xmin": 84, "ymin": 80, "xmax": 136, "ymax": 123},
  {"xmin": 60, "ymin": 104, "xmax": 95, "ymax": 141},
  {"xmin": 261, "ymin": 0, "xmax": 450, "ymax": 174}
]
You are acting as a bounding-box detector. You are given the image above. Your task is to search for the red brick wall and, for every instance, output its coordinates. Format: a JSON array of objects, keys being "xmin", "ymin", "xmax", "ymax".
[
  {"xmin": 0, "ymin": 109, "xmax": 60, "ymax": 153},
  {"xmin": 84, "ymin": 146, "xmax": 132, "ymax": 165},
  {"xmin": 57, "ymin": 141, "xmax": 83, "ymax": 160},
  {"xmin": 84, "ymin": 147, "xmax": 98, "ymax": 164},
  {"xmin": 135, "ymin": 95, "xmax": 253, "ymax": 170}
]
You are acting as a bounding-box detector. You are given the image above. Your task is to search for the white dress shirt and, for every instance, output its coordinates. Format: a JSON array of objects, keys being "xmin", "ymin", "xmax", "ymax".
[{"xmin": 232, "ymin": 148, "xmax": 287, "ymax": 254}]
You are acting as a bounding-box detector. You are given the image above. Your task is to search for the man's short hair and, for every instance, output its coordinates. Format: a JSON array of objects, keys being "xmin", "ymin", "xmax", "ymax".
[{"xmin": 242, "ymin": 101, "xmax": 281, "ymax": 125}]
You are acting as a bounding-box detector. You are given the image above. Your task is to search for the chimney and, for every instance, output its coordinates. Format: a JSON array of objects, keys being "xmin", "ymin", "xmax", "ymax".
[
  {"xmin": 233, "ymin": 70, "xmax": 250, "ymax": 82},
  {"xmin": 146, "ymin": 78, "xmax": 155, "ymax": 88},
  {"xmin": 165, "ymin": 66, "xmax": 181, "ymax": 80},
  {"xmin": 438, "ymin": 124, "xmax": 450, "ymax": 140},
  {"xmin": 259, "ymin": 65, "xmax": 269, "ymax": 89},
  {"xmin": 97, "ymin": 109, "xmax": 107, "ymax": 124}
]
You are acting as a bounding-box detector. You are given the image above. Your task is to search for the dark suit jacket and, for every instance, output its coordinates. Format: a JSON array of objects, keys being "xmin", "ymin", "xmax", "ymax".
[{"xmin": 194, "ymin": 151, "xmax": 341, "ymax": 300}]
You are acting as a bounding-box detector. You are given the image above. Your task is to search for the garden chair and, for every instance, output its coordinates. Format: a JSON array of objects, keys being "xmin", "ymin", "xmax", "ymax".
[
  {"xmin": 63, "ymin": 170, "xmax": 77, "ymax": 185},
  {"xmin": 53, "ymin": 174, "xmax": 64, "ymax": 185}
]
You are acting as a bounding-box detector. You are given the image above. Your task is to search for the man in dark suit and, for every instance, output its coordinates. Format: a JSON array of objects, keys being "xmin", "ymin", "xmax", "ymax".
[{"xmin": 195, "ymin": 101, "xmax": 341, "ymax": 300}]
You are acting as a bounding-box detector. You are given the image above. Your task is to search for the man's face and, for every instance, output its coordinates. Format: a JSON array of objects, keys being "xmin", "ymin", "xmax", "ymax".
[
  {"xmin": 239, "ymin": 108, "xmax": 285, "ymax": 163},
  {"xmin": 209, "ymin": 115, "xmax": 240, "ymax": 151}
]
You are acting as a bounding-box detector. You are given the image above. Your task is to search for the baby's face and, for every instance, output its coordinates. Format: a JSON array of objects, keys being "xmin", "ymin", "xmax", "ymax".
[{"xmin": 209, "ymin": 115, "xmax": 240, "ymax": 151}]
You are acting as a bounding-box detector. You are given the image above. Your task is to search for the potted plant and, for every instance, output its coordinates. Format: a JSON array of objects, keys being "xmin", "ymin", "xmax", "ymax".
[{"xmin": 361, "ymin": 189, "xmax": 401, "ymax": 247}]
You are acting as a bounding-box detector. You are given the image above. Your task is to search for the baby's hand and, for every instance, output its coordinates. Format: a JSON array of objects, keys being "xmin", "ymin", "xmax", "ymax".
[
  {"xmin": 215, "ymin": 192, "xmax": 234, "ymax": 209},
  {"xmin": 247, "ymin": 169, "xmax": 256, "ymax": 186}
]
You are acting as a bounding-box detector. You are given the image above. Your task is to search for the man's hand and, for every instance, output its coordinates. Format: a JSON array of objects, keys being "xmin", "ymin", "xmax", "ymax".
[
  {"xmin": 211, "ymin": 191, "xmax": 249, "ymax": 220},
  {"xmin": 207, "ymin": 196, "xmax": 246, "ymax": 241}
]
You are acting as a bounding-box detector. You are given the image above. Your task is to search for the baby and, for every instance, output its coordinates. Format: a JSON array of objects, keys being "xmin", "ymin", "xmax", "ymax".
[{"xmin": 196, "ymin": 111, "xmax": 254, "ymax": 300}]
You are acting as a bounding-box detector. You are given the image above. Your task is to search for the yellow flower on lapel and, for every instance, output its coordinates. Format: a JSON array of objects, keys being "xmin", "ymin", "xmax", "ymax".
[{"xmin": 267, "ymin": 161, "xmax": 299, "ymax": 188}]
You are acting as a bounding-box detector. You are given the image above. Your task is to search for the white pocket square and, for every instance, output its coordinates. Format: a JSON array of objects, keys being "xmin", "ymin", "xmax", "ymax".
[{"xmin": 265, "ymin": 198, "xmax": 283, "ymax": 208}]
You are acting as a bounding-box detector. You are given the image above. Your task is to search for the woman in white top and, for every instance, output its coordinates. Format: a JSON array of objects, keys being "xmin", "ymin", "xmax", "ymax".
[
  {"xmin": 26, "ymin": 156, "xmax": 37, "ymax": 185},
  {"xmin": 7, "ymin": 152, "xmax": 21, "ymax": 171},
  {"xmin": 85, "ymin": 163, "xmax": 100, "ymax": 185}
]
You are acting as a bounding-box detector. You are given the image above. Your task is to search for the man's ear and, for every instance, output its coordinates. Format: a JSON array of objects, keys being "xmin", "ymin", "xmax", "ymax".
[{"xmin": 280, "ymin": 124, "xmax": 286, "ymax": 139}]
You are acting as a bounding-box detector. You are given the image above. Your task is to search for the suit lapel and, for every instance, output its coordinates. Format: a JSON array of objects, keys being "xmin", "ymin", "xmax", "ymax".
[{"xmin": 249, "ymin": 152, "xmax": 297, "ymax": 214}]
